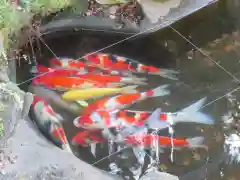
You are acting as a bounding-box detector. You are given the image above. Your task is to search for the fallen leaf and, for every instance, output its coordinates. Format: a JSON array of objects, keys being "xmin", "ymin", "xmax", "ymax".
[
  {"xmin": 159, "ymin": 164, "xmax": 167, "ymax": 170},
  {"xmin": 223, "ymin": 44, "xmax": 234, "ymax": 52}
]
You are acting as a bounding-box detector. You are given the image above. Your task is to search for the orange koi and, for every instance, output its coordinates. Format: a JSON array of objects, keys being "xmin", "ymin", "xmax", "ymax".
[
  {"xmin": 31, "ymin": 65, "xmax": 84, "ymax": 76},
  {"xmin": 74, "ymin": 73, "xmax": 147, "ymax": 85},
  {"xmin": 32, "ymin": 74, "xmax": 123, "ymax": 90},
  {"xmin": 71, "ymin": 128, "xmax": 206, "ymax": 150}
]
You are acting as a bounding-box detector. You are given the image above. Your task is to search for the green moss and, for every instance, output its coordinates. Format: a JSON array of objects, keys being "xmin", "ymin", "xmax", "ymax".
[{"xmin": 0, "ymin": 0, "xmax": 77, "ymax": 52}]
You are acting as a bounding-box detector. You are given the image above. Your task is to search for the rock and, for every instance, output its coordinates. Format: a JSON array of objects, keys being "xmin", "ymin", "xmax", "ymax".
[
  {"xmin": 140, "ymin": 171, "xmax": 179, "ymax": 180},
  {"xmin": 0, "ymin": 117, "xmax": 122, "ymax": 180}
]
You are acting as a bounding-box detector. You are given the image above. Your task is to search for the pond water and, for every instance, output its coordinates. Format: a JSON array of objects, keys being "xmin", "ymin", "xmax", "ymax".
[{"xmin": 16, "ymin": 5, "xmax": 240, "ymax": 180}]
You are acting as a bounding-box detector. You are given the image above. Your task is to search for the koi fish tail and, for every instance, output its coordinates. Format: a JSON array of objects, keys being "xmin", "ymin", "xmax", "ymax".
[
  {"xmin": 121, "ymin": 77, "xmax": 148, "ymax": 85},
  {"xmin": 51, "ymin": 124, "xmax": 73, "ymax": 153},
  {"xmin": 173, "ymin": 97, "xmax": 215, "ymax": 125},
  {"xmin": 107, "ymin": 82, "xmax": 125, "ymax": 88},
  {"xmin": 152, "ymin": 84, "xmax": 171, "ymax": 97},
  {"xmin": 62, "ymin": 143, "xmax": 73, "ymax": 153},
  {"xmin": 146, "ymin": 108, "xmax": 169, "ymax": 130},
  {"xmin": 121, "ymin": 85, "xmax": 139, "ymax": 94},
  {"xmin": 149, "ymin": 69, "xmax": 179, "ymax": 80},
  {"xmin": 186, "ymin": 137, "xmax": 207, "ymax": 149},
  {"xmin": 30, "ymin": 66, "xmax": 38, "ymax": 74},
  {"xmin": 177, "ymin": 111, "xmax": 215, "ymax": 125}
]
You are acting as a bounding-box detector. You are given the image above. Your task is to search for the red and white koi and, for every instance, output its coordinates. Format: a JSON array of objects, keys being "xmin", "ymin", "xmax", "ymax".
[
  {"xmin": 73, "ymin": 97, "xmax": 214, "ymax": 131},
  {"xmin": 74, "ymin": 85, "xmax": 170, "ymax": 128},
  {"xmin": 71, "ymin": 127, "xmax": 207, "ymax": 150},
  {"xmin": 85, "ymin": 53, "xmax": 179, "ymax": 80},
  {"xmin": 30, "ymin": 95, "xmax": 72, "ymax": 152},
  {"xmin": 48, "ymin": 57, "xmax": 128, "ymax": 76},
  {"xmin": 124, "ymin": 134, "xmax": 206, "ymax": 149}
]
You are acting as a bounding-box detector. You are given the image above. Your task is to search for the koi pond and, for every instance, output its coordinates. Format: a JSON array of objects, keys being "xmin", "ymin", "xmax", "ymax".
[{"xmin": 15, "ymin": 5, "xmax": 240, "ymax": 180}]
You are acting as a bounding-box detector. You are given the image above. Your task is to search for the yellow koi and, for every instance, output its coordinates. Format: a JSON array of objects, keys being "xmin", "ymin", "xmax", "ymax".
[{"xmin": 61, "ymin": 85, "xmax": 138, "ymax": 101}]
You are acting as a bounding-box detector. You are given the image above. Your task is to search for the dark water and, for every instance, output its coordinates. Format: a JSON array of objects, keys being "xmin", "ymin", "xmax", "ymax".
[{"xmin": 17, "ymin": 5, "xmax": 240, "ymax": 180}]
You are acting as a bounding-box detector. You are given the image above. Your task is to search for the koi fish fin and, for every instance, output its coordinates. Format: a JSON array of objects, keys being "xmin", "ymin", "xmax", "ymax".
[
  {"xmin": 149, "ymin": 69, "xmax": 179, "ymax": 80},
  {"xmin": 186, "ymin": 137, "xmax": 207, "ymax": 149},
  {"xmin": 71, "ymin": 131, "xmax": 89, "ymax": 147},
  {"xmin": 90, "ymin": 143, "xmax": 97, "ymax": 157},
  {"xmin": 75, "ymin": 100, "xmax": 89, "ymax": 107},
  {"xmin": 132, "ymin": 147, "xmax": 146, "ymax": 165},
  {"xmin": 62, "ymin": 144, "xmax": 73, "ymax": 153},
  {"xmin": 30, "ymin": 66, "xmax": 38, "ymax": 74},
  {"xmin": 152, "ymin": 84, "xmax": 171, "ymax": 97},
  {"xmin": 180, "ymin": 97, "xmax": 207, "ymax": 113},
  {"xmin": 121, "ymin": 85, "xmax": 139, "ymax": 94},
  {"xmin": 122, "ymin": 77, "xmax": 148, "ymax": 85},
  {"xmin": 172, "ymin": 97, "xmax": 215, "ymax": 125},
  {"xmin": 173, "ymin": 111, "xmax": 215, "ymax": 125},
  {"xmin": 107, "ymin": 82, "xmax": 125, "ymax": 88},
  {"xmin": 117, "ymin": 126, "xmax": 147, "ymax": 141},
  {"xmin": 146, "ymin": 108, "xmax": 169, "ymax": 130},
  {"xmin": 51, "ymin": 124, "xmax": 72, "ymax": 153}
]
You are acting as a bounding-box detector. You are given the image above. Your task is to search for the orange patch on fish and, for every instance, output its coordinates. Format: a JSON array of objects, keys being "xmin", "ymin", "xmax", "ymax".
[
  {"xmin": 52, "ymin": 127, "xmax": 67, "ymax": 144},
  {"xmin": 116, "ymin": 93, "xmax": 141, "ymax": 105}
]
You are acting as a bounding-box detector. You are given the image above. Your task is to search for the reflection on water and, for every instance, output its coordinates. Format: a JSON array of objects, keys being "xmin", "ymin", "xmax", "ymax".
[{"xmin": 18, "ymin": 5, "xmax": 240, "ymax": 180}]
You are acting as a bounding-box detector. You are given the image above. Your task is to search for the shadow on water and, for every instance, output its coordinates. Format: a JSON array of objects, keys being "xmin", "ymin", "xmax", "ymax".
[{"xmin": 16, "ymin": 3, "xmax": 240, "ymax": 180}]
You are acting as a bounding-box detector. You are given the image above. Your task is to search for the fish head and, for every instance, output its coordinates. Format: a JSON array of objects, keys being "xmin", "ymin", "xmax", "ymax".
[
  {"xmin": 73, "ymin": 114, "xmax": 94, "ymax": 129},
  {"xmin": 71, "ymin": 131, "xmax": 89, "ymax": 147},
  {"xmin": 33, "ymin": 97, "xmax": 60, "ymax": 125},
  {"xmin": 74, "ymin": 112, "xmax": 105, "ymax": 130}
]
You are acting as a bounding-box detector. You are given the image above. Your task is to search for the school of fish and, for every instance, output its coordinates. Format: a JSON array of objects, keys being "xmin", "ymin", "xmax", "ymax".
[{"xmin": 28, "ymin": 52, "xmax": 215, "ymax": 179}]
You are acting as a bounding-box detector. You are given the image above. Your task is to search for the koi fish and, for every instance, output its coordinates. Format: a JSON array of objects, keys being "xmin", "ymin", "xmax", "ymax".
[
  {"xmin": 115, "ymin": 126, "xmax": 207, "ymax": 150},
  {"xmin": 49, "ymin": 57, "xmax": 91, "ymax": 69},
  {"xmin": 49, "ymin": 57, "xmax": 123, "ymax": 76},
  {"xmin": 72, "ymin": 97, "xmax": 214, "ymax": 131},
  {"xmin": 124, "ymin": 134, "xmax": 207, "ymax": 149},
  {"xmin": 32, "ymin": 74, "xmax": 124, "ymax": 91},
  {"xmin": 79, "ymin": 84, "xmax": 170, "ymax": 116},
  {"xmin": 71, "ymin": 129, "xmax": 105, "ymax": 147},
  {"xmin": 71, "ymin": 129, "xmax": 105, "ymax": 156},
  {"xmin": 85, "ymin": 53, "xmax": 179, "ymax": 80},
  {"xmin": 29, "ymin": 85, "xmax": 81, "ymax": 115},
  {"xmin": 31, "ymin": 65, "xmax": 146, "ymax": 85},
  {"xmin": 61, "ymin": 85, "xmax": 139, "ymax": 101},
  {"xmin": 30, "ymin": 65, "xmax": 85, "ymax": 76},
  {"xmin": 30, "ymin": 95, "xmax": 72, "ymax": 152},
  {"xmin": 71, "ymin": 73, "xmax": 147, "ymax": 85}
]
